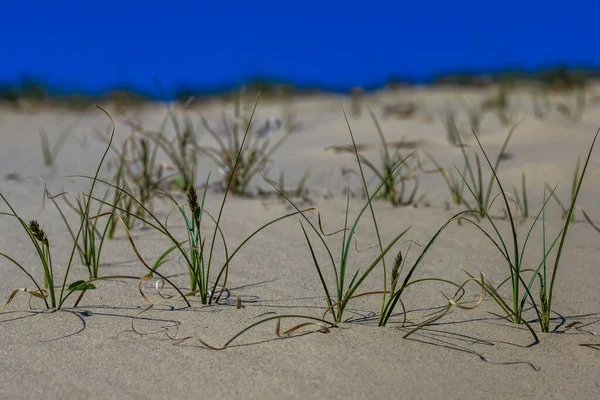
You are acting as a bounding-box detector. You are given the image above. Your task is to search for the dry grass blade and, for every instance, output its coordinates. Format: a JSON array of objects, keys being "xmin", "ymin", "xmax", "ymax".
[
  {"xmin": 579, "ymin": 343, "xmax": 600, "ymax": 350},
  {"xmin": 0, "ymin": 288, "xmax": 48, "ymax": 313},
  {"xmin": 379, "ymin": 209, "xmax": 474, "ymax": 327},
  {"xmin": 581, "ymin": 209, "xmax": 600, "ymax": 233},
  {"xmin": 275, "ymin": 318, "xmax": 331, "ymax": 336},
  {"xmin": 322, "ymin": 290, "xmax": 408, "ymax": 326},
  {"xmin": 417, "ymin": 152, "xmax": 467, "ymax": 206},
  {"xmin": 181, "ymin": 286, "xmax": 243, "ymax": 308},
  {"xmin": 463, "ymin": 271, "xmax": 539, "ymax": 341},
  {"xmin": 137, "ymin": 273, "xmax": 156, "ymax": 305},
  {"xmin": 167, "ymin": 315, "xmax": 335, "ymax": 350},
  {"xmin": 402, "ymin": 274, "xmax": 483, "ymax": 339}
]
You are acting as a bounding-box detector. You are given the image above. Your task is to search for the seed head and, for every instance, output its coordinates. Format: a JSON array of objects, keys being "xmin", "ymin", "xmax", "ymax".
[
  {"xmin": 29, "ymin": 220, "xmax": 49, "ymax": 245},
  {"xmin": 186, "ymin": 185, "xmax": 200, "ymax": 228},
  {"xmin": 391, "ymin": 249, "xmax": 402, "ymax": 287}
]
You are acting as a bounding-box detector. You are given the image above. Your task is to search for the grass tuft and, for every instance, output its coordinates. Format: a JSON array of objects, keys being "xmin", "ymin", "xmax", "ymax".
[
  {"xmin": 0, "ymin": 106, "xmax": 129, "ymax": 310},
  {"xmin": 197, "ymin": 90, "xmax": 295, "ymax": 195},
  {"xmin": 453, "ymin": 127, "xmax": 599, "ymax": 337}
]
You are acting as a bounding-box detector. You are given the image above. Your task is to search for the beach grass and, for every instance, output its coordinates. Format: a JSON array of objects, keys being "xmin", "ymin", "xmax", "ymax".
[
  {"xmin": 0, "ymin": 106, "xmax": 136, "ymax": 309},
  {"xmin": 456, "ymin": 127, "xmax": 599, "ymax": 337},
  {"xmin": 328, "ymin": 109, "xmax": 419, "ymax": 206},
  {"xmin": 0, "ymin": 88, "xmax": 599, "ymax": 357},
  {"xmin": 197, "ymin": 90, "xmax": 294, "ymax": 195},
  {"xmin": 422, "ymin": 125, "xmax": 517, "ymax": 214}
]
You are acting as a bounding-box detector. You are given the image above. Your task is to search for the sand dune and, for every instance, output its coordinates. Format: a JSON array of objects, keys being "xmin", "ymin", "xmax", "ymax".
[{"xmin": 1, "ymin": 87, "xmax": 599, "ymax": 399}]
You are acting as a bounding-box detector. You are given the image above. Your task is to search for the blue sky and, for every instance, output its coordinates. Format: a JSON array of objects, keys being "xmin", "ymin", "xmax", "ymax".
[{"xmin": 1, "ymin": 0, "xmax": 598, "ymax": 97}]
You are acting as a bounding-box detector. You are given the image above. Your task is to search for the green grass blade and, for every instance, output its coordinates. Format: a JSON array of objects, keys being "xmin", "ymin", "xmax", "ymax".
[
  {"xmin": 483, "ymin": 124, "xmax": 518, "ymax": 208},
  {"xmin": 58, "ymin": 107, "xmax": 116, "ymax": 307},
  {"xmin": 546, "ymin": 127, "xmax": 599, "ymax": 320},
  {"xmin": 300, "ymin": 222, "xmax": 337, "ymax": 321},
  {"xmin": 0, "ymin": 252, "xmax": 48, "ymax": 308}
]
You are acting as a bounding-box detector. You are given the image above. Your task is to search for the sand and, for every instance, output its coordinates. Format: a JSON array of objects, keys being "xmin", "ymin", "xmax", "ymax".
[{"xmin": 1, "ymin": 86, "xmax": 599, "ymax": 399}]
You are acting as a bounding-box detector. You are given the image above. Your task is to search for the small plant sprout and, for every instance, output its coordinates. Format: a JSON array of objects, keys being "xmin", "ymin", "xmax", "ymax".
[
  {"xmin": 378, "ymin": 206, "xmax": 475, "ymax": 327},
  {"xmin": 149, "ymin": 172, "xmax": 319, "ymax": 305},
  {"xmin": 280, "ymin": 89, "xmax": 301, "ymax": 132},
  {"xmin": 0, "ymin": 211, "xmax": 63, "ymax": 309},
  {"xmin": 287, "ymin": 174, "xmax": 412, "ymax": 324},
  {"xmin": 454, "ymin": 125, "xmax": 517, "ymax": 216}
]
